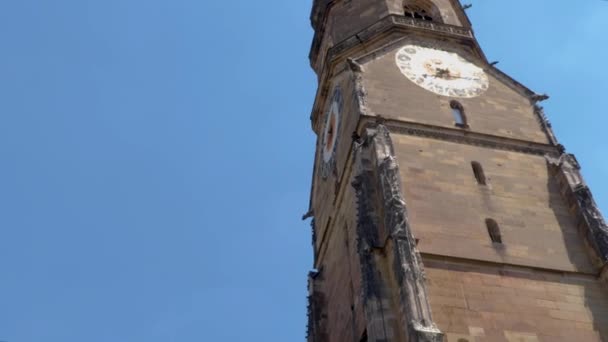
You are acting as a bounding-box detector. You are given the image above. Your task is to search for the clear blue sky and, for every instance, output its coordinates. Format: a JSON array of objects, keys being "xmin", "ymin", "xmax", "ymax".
[{"xmin": 0, "ymin": 1, "xmax": 606, "ymax": 341}]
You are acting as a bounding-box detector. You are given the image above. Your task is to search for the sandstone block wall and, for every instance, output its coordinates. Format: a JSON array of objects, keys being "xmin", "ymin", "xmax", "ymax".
[
  {"xmin": 424, "ymin": 257, "xmax": 608, "ymax": 341},
  {"xmin": 363, "ymin": 43, "xmax": 549, "ymax": 144},
  {"xmin": 312, "ymin": 184, "xmax": 367, "ymax": 342},
  {"xmin": 393, "ymin": 133, "xmax": 595, "ymax": 273}
]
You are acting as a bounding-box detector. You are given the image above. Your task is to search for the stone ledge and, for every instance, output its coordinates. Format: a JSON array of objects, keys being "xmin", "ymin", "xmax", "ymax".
[
  {"xmin": 362, "ymin": 116, "xmax": 559, "ymax": 156},
  {"xmin": 421, "ymin": 253, "xmax": 600, "ymax": 279},
  {"xmin": 311, "ymin": 14, "xmax": 475, "ymax": 70}
]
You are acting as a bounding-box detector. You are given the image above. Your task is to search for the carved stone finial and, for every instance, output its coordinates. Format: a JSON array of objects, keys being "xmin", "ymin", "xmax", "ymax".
[
  {"xmin": 351, "ymin": 131, "xmax": 362, "ymax": 144},
  {"xmin": 531, "ymin": 93, "xmax": 550, "ymax": 103},
  {"xmin": 311, "ymin": 218, "xmax": 318, "ymax": 248},
  {"xmin": 547, "ymin": 152, "xmax": 608, "ymax": 264},
  {"xmin": 563, "ymin": 153, "xmax": 580, "ymax": 170},
  {"xmin": 302, "ymin": 209, "xmax": 314, "ymax": 221},
  {"xmin": 533, "ymin": 105, "xmax": 559, "ymax": 146},
  {"xmin": 346, "ymin": 57, "xmax": 363, "ymax": 73}
]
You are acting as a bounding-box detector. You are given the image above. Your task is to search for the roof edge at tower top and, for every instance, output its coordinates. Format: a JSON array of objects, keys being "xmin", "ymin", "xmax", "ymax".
[
  {"xmin": 311, "ymin": 0, "xmax": 473, "ymax": 29},
  {"xmin": 310, "ymin": 0, "xmax": 333, "ymax": 31}
]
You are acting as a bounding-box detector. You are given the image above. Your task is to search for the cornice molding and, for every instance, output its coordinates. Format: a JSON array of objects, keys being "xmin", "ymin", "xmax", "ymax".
[
  {"xmin": 421, "ymin": 253, "xmax": 600, "ymax": 278},
  {"xmin": 312, "ymin": 14, "xmax": 477, "ymax": 70},
  {"xmin": 364, "ymin": 116, "xmax": 559, "ymax": 156},
  {"xmin": 347, "ymin": 35, "xmax": 539, "ymax": 107}
]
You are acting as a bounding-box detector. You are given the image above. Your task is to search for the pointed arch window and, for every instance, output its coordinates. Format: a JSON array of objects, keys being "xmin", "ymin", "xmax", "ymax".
[
  {"xmin": 450, "ymin": 101, "xmax": 468, "ymax": 128},
  {"xmin": 404, "ymin": 1, "xmax": 443, "ymax": 23},
  {"xmin": 486, "ymin": 219, "xmax": 503, "ymax": 244}
]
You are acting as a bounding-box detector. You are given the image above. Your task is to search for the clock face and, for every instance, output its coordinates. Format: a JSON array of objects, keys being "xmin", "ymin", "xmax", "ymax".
[
  {"xmin": 395, "ymin": 45, "xmax": 489, "ymax": 98},
  {"xmin": 320, "ymin": 88, "xmax": 343, "ymax": 179}
]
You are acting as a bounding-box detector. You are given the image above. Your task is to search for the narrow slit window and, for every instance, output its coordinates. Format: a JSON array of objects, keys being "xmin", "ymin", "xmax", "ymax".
[
  {"xmin": 471, "ymin": 161, "xmax": 487, "ymax": 185},
  {"xmin": 450, "ymin": 101, "xmax": 468, "ymax": 128},
  {"xmin": 486, "ymin": 219, "xmax": 502, "ymax": 244}
]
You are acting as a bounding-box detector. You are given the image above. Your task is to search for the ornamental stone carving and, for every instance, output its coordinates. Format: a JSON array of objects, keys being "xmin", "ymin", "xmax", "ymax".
[
  {"xmin": 546, "ymin": 153, "xmax": 608, "ymax": 265},
  {"xmin": 352, "ymin": 124, "xmax": 443, "ymax": 342}
]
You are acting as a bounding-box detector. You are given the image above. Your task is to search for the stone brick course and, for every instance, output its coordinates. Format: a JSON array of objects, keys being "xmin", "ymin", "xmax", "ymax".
[
  {"xmin": 423, "ymin": 258, "xmax": 608, "ymax": 341},
  {"xmin": 393, "ymin": 133, "xmax": 595, "ymax": 274}
]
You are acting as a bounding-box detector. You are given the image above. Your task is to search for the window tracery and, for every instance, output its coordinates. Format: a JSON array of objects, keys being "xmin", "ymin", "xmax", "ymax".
[{"xmin": 403, "ymin": 1, "xmax": 442, "ymax": 23}]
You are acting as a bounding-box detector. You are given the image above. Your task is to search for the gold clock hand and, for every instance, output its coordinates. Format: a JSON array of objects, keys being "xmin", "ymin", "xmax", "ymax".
[{"xmin": 428, "ymin": 73, "xmax": 481, "ymax": 81}]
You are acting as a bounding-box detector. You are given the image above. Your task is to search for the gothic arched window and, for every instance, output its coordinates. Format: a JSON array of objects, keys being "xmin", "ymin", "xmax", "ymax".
[
  {"xmin": 403, "ymin": 1, "xmax": 442, "ymax": 23},
  {"xmin": 450, "ymin": 101, "xmax": 468, "ymax": 128}
]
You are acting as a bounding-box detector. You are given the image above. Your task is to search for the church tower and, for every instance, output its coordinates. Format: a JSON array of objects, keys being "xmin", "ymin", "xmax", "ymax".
[{"xmin": 305, "ymin": 1, "xmax": 608, "ymax": 341}]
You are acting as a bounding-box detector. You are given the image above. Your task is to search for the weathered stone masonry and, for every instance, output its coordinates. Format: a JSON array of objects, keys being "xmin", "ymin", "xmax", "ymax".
[
  {"xmin": 304, "ymin": 0, "xmax": 608, "ymax": 341},
  {"xmin": 352, "ymin": 125, "xmax": 443, "ymax": 342}
]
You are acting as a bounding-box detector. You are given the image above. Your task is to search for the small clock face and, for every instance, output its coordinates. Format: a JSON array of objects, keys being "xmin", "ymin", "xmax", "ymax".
[
  {"xmin": 395, "ymin": 45, "xmax": 489, "ymax": 98},
  {"xmin": 320, "ymin": 88, "xmax": 343, "ymax": 179}
]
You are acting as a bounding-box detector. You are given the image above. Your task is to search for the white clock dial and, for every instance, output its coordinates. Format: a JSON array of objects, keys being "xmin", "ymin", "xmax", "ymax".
[
  {"xmin": 322, "ymin": 100, "xmax": 340, "ymax": 163},
  {"xmin": 395, "ymin": 45, "xmax": 489, "ymax": 98},
  {"xmin": 320, "ymin": 88, "xmax": 343, "ymax": 179}
]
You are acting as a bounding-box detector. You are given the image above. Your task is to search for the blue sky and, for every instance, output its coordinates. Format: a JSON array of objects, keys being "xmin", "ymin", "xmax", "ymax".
[{"xmin": 0, "ymin": 1, "xmax": 606, "ymax": 341}]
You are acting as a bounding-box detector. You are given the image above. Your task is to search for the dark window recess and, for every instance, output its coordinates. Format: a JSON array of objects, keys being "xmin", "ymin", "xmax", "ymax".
[
  {"xmin": 471, "ymin": 161, "xmax": 487, "ymax": 185},
  {"xmin": 404, "ymin": 3, "xmax": 439, "ymax": 22},
  {"xmin": 360, "ymin": 330, "xmax": 368, "ymax": 342},
  {"xmin": 450, "ymin": 101, "xmax": 468, "ymax": 128},
  {"xmin": 486, "ymin": 219, "xmax": 503, "ymax": 244}
]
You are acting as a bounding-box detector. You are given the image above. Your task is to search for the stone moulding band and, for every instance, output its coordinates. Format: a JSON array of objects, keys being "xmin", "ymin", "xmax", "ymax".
[
  {"xmin": 392, "ymin": 16, "xmax": 473, "ymax": 37},
  {"xmin": 329, "ymin": 15, "xmax": 473, "ymax": 59},
  {"xmin": 312, "ymin": 14, "xmax": 475, "ymax": 69},
  {"xmin": 362, "ymin": 117, "xmax": 559, "ymax": 156}
]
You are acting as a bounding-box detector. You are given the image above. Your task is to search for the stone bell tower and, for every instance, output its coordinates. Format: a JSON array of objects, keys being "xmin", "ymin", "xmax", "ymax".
[{"xmin": 304, "ymin": 1, "xmax": 608, "ymax": 341}]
